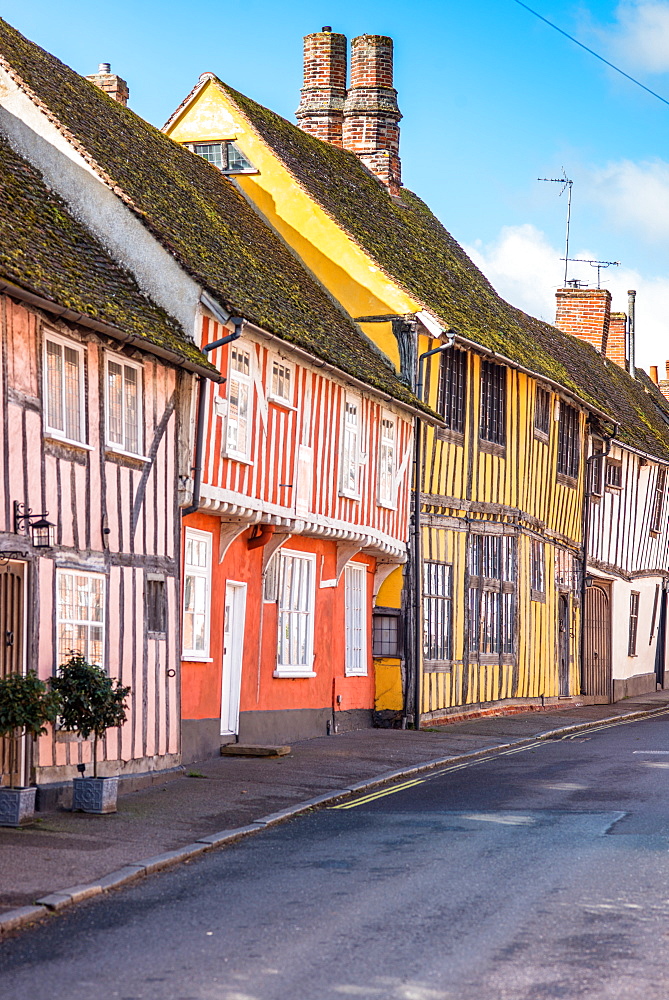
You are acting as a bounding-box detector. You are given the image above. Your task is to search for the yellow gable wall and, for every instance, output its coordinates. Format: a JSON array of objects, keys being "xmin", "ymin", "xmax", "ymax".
[{"xmin": 165, "ymin": 80, "xmax": 426, "ymax": 372}]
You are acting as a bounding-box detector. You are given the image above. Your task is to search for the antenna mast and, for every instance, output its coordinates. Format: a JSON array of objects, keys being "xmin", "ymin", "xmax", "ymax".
[{"xmin": 538, "ymin": 169, "xmax": 573, "ymax": 285}]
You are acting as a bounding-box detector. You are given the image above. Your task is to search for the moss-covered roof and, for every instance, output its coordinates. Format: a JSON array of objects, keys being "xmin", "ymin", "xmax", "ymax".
[
  {"xmin": 216, "ymin": 80, "xmax": 669, "ymax": 461},
  {"xmin": 0, "ymin": 138, "xmax": 219, "ymax": 378},
  {"xmin": 0, "ymin": 18, "xmax": 426, "ymax": 413}
]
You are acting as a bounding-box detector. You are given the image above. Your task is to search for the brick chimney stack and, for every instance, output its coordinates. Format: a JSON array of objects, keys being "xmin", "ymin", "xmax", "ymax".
[
  {"xmin": 555, "ymin": 287, "xmax": 611, "ymax": 354},
  {"xmin": 606, "ymin": 312, "xmax": 628, "ymax": 369},
  {"xmin": 659, "ymin": 363, "xmax": 669, "ymax": 402},
  {"xmin": 86, "ymin": 63, "xmax": 129, "ymax": 106},
  {"xmin": 342, "ymin": 34, "xmax": 402, "ymax": 195},
  {"xmin": 296, "ymin": 29, "xmax": 347, "ymax": 147}
]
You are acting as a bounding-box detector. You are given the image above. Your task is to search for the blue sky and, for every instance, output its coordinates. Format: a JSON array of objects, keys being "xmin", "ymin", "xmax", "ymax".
[{"xmin": 4, "ymin": 1, "xmax": 669, "ymax": 368}]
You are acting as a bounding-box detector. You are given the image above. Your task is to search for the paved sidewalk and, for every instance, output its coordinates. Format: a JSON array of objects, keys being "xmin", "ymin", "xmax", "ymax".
[{"xmin": 2, "ymin": 691, "xmax": 669, "ymax": 932}]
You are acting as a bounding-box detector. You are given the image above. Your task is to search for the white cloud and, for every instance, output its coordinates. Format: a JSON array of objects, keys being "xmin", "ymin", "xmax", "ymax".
[
  {"xmin": 586, "ymin": 158, "xmax": 669, "ymax": 242},
  {"xmin": 465, "ymin": 224, "xmax": 669, "ymax": 373},
  {"xmin": 600, "ymin": 2, "xmax": 669, "ymax": 74}
]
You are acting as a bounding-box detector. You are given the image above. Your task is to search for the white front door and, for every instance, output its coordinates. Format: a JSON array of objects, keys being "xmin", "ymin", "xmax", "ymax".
[{"xmin": 221, "ymin": 582, "xmax": 246, "ymax": 736}]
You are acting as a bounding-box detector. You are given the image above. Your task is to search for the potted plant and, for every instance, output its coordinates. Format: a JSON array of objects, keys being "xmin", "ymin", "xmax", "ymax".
[
  {"xmin": 0, "ymin": 670, "xmax": 59, "ymax": 826},
  {"xmin": 52, "ymin": 655, "xmax": 130, "ymax": 814}
]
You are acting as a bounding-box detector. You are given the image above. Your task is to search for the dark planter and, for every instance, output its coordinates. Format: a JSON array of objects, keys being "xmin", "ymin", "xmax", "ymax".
[
  {"xmin": 0, "ymin": 785, "xmax": 37, "ymax": 826},
  {"xmin": 72, "ymin": 776, "xmax": 118, "ymax": 814}
]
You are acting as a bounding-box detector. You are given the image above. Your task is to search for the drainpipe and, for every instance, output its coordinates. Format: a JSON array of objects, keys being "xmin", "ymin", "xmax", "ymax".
[
  {"xmin": 412, "ymin": 332, "xmax": 456, "ymax": 730},
  {"xmin": 580, "ymin": 422, "xmax": 617, "ymax": 697},
  {"xmin": 627, "ymin": 290, "xmax": 636, "ymax": 379},
  {"xmin": 182, "ymin": 318, "xmax": 245, "ymax": 518}
]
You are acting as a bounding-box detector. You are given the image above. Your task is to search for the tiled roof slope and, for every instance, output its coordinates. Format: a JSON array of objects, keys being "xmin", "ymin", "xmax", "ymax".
[
  {"xmin": 0, "ymin": 19, "xmax": 425, "ymax": 413},
  {"xmin": 216, "ymin": 81, "xmax": 669, "ymax": 461},
  {"xmin": 0, "ymin": 133, "xmax": 217, "ymax": 373}
]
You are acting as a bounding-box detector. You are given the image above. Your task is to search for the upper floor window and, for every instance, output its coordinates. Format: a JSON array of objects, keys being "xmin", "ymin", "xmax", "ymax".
[
  {"xmin": 106, "ymin": 356, "xmax": 142, "ymax": 455},
  {"xmin": 606, "ymin": 459, "xmax": 622, "ymax": 489},
  {"xmin": 587, "ymin": 440, "xmax": 604, "ymax": 496},
  {"xmin": 188, "ymin": 141, "xmax": 255, "ymax": 174},
  {"xmin": 340, "ymin": 394, "xmax": 360, "ymax": 498},
  {"xmin": 438, "ymin": 348, "xmax": 467, "ymax": 434},
  {"xmin": 557, "ymin": 402, "xmax": 580, "ymax": 480},
  {"xmin": 377, "ymin": 414, "xmax": 396, "ymax": 508},
  {"xmin": 182, "ymin": 529, "xmax": 212, "ymax": 659},
  {"xmin": 44, "ymin": 334, "xmax": 85, "ymax": 444},
  {"xmin": 226, "ymin": 345, "xmax": 252, "ymax": 459},
  {"xmin": 534, "ymin": 386, "xmax": 551, "ymax": 438},
  {"xmin": 479, "ymin": 361, "xmax": 506, "ymax": 446},
  {"xmin": 146, "ymin": 576, "xmax": 166, "ymax": 636},
  {"xmin": 651, "ymin": 467, "xmax": 667, "ymax": 533},
  {"xmin": 269, "ymin": 358, "xmax": 293, "ymax": 405}
]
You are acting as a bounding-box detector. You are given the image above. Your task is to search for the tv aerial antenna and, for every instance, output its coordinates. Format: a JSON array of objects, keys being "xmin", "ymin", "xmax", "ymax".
[
  {"xmin": 538, "ymin": 169, "xmax": 573, "ymax": 285},
  {"xmin": 561, "ymin": 258, "xmax": 620, "ymax": 289}
]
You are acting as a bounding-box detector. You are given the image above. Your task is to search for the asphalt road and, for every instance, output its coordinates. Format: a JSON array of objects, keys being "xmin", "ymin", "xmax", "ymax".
[{"xmin": 4, "ymin": 713, "xmax": 669, "ymax": 1000}]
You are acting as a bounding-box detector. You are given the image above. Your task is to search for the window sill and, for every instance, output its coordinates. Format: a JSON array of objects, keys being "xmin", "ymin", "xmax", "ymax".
[
  {"xmin": 344, "ymin": 669, "xmax": 368, "ymax": 678},
  {"xmin": 44, "ymin": 434, "xmax": 93, "ymax": 452},
  {"xmin": 605, "ymin": 484, "xmax": 622, "ymax": 493},
  {"xmin": 437, "ymin": 428, "xmax": 465, "ymax": 446},
  {"xmin": 273, "ymin": 670, "xmax": 317, "ymax": 678},
  {"xmin": 377, "ymin": 499, "xmax": 397, "ymax": 511},
  {"xmin": 106, "ymin": 445, "xmax": 150, "ymax": 463},
  {"xmin": 339, "ymin": 490, "xmax": 361, "ymax": 501},
  {"xmin": 220, "ymin": 168, "xmax": 260, "ymax": 176},
  {"xmin": 530, "ymin": 589, "xmax": 546, "ymax": 603},
  {"xmin": 533, "ymin": 429, "xmax": 549, "ymax": 445},
  {"xmin": 479, "ymin": 439, "xmax": 506, "ymax": 458},
  {"xmin": 268, "ymin": 396, "xmax": 297, "ymax": 411},
  {"xmin": 557, "ymin": 472, "xmax": 578, "ymax": 489},
  {"xmin": 423, "ymin": 659, "xmax": 452, "ymax": 673},
  {"xmin": 222, "ymin": 452, "xmax": 253, "ymax": 466},
  {"xmin": 182, "ymin": 655, "xmax": 213, "ymax": 663}
]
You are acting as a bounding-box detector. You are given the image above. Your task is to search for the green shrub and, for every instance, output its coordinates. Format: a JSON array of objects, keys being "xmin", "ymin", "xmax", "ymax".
[{"xmin": 0, "ymin": 670, "xmax": 59, "ymax": 788}]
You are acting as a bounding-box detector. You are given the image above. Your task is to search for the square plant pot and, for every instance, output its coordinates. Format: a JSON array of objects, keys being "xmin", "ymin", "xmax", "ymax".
[
  {"xmin": 0, "ymin": 786, "xmax": 37, "ymax": 827},
  {"xmin": 72, "ymin": 776, "xmax": 118, "ymax": 814}
]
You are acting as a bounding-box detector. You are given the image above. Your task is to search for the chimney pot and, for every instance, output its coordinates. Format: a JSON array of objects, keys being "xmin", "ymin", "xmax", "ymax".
[
  {"xmin": 99, "ymin": 62, "xmax": 111, "ymax": 73},
  {"xmin": 322, "ymin": 26, "xmax": 332, "ymax": 31}
]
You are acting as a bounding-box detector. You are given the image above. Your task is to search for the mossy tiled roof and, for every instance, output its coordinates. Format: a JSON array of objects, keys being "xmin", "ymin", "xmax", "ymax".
[
  {"xmin": 0, "ymin": 133, "xmax": 217, "ymax": 373},
  {"xmin": 0, "ymin": 18, "xmax": 425, "ymax": 413},
  {"xmin": 217, "ymin": 81, "xmax": 669, "ymax": 461}
]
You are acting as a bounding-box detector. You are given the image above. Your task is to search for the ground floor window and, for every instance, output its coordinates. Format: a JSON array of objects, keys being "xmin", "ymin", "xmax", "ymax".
[
  {"xmin": 183, "ymin": 528, "xmax": 212, "ymax": 658},
  {"xmin": 629, "ymin": 591, "xmax": 640, "ymax": 656},
  {"xmin": 345, "ymin": 562, "xmax": 367, "ymax": 676},
  {"xmin": 373, "ymin": 608, "xmax": 401, "ymax": 658},
  {"xmin": 423, "ymin": 561, "xmax": 453, "ymax": 664},
  {"xmin": 56, "ymin": 571, "xmax": 105, "ymax": 667},
  {"xmin": 276, "ymin": 549, "xmax": 316, "ymax": 675},
  {"xmin": 468, "ymin": 534, "xmax": 516, "ymax": 658}
]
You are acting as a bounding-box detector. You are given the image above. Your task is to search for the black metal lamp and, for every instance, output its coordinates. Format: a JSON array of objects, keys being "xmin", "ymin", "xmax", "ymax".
[
  {"xmin": 13, "ymin": 501, "xmax": 56, "ymax": 548},
  {"xmin": 585, "ymin": 574, "xmax": 595, "ymax": 588}
]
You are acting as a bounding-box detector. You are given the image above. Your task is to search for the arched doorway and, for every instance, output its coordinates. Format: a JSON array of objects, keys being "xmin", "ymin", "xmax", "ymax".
[{"xmin": 582, "ymin": 582, "xmax": 611, "ymax": 701}]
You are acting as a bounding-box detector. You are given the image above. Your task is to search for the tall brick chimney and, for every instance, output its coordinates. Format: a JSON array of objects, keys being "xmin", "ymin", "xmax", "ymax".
[
  {"xmin": 555, "ymin": 287, "xmax": 611, "ymax": 354},
  {"xmin": 296, "ymin": 29, "xmax": 347, "ymax": 147},
  {"xmin": 342, "ymin": 34, "xmax": 402, "ymax": 195},
  {"xmin": 85, "ymin": 63, "xmax": 129, "ymax": 106},
  {"xmin": 606, "ymin": 312, "xmax": 628, "ymax": 369}
]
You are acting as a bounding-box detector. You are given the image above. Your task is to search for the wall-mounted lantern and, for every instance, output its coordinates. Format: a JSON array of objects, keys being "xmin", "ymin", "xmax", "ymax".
[
  {"xmin": 584, "ymin": 574, "xmax": 595, "ymax": 588},
  {"xmin": 13, "ymin": 501, "xmax": 56, "ymax": 549}
]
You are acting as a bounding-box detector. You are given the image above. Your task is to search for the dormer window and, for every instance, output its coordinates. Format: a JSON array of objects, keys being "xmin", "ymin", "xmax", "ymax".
[{"xmin": 187, "ymin": 141, "xmax": 255, "ymax": 174}]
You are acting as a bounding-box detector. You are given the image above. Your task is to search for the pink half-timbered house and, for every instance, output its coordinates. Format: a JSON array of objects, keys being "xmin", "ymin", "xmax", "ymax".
[
  {"xmin": 181, "ymin": 312, "xmax": 422, "ymax": 756},
  {"xmin": 0, "ymin": 133, "xmax": 217, "ymax": 795}
]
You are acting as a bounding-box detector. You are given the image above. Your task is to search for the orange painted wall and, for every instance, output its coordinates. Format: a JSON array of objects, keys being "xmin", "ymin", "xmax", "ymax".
[{"xmin": 181, "ymin": 511, "xmax": 376, "ymax": 723}]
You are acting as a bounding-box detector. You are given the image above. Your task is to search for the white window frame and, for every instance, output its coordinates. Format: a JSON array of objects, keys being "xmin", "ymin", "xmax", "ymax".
[
  {"xmin": 105, "ymin": 352, "xmax": 144, "ymax": 457},
  {"xmin": 224, "ymin": 343, "xmax": 253, "ymax": 461},
  {"xmin": 274, "ymin": 549, "xmax": 317, "ymax": 677},
  {"xmin": 377, "ymin": 411, "xmax": 397, "ymax": 509},
  {"xmin": 340, "ymin": 393, "xmax": 361, "ymax": 499},
  {"xmin": 56, "ymin": 570, "xmax": 106, "ymax": 669},
  {"xmin": 268, "ymin": 355, "xmax": 295, "ymax": 407},
  {"xmin": 43, "ymin": 331, "xmax": 86, "ymax": 445},
  {"xmin": 182, "ymin": 528, "xmax": 213, "ymax": 660},
  {"xmin": 345, "ymin": 561, "xmax": 368, "ymax": 676}
]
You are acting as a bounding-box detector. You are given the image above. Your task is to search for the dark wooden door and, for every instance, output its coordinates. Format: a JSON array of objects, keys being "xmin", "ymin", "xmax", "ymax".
[
  {"xmin": 558, "ymin": 595, "xmax": 570, "ymax": 697},
  {"xmin": 582, "ymin": 583, "xmax": 611, "ymax": 701},
  {"xmin": 0, "ymin": 561, "xmax": 25, "ymax": 786}
]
